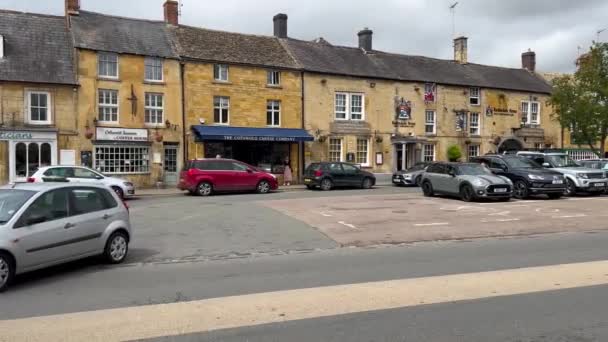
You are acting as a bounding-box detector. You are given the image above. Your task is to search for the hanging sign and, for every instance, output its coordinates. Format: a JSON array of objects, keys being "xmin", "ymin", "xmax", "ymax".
[{"xmin": 396, "ymin": 98, "xmax": 412, "ymax": 120}]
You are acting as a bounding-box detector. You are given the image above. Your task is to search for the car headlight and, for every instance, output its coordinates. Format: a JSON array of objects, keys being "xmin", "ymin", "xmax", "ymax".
[
  {"xmin": 577, "ymin": 173, "xmax": 589, "ymax": 179},
  {"xmin": 123, "ymin": 182, "xmax": 133, "ymax": 187},
  {"xmin": 528, "ymin": 174, "xmax": 544, "ymax": 180},
  {"xmin": 403, "ymin": 174, "xmax": 412, "ymax": 179},
  {"xmin": 472, "ymin": 179, "xmax": 488, "ymax": 186}
]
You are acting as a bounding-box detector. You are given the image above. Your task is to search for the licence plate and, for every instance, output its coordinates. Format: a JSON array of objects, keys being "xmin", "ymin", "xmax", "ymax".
[
  {"xmin": 304, "ymin": 178, "xmax": 311, "ymax": 183},
  {"xmin": 494, "ymin": 188, "xmax": 508, "ymax": 193},
  {"xmin": 594, "ymin": 183, "xmax": 605, "ymax": 187},
  {"xmin": 552, "ymin": 180, "xmax": 564, "ymax": 185}
]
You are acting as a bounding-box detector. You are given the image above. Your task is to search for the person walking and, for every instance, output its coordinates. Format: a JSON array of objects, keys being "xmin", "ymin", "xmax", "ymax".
[{"xmin": 283, "ymin": 160, "xmax": 293, "ymax": 186}]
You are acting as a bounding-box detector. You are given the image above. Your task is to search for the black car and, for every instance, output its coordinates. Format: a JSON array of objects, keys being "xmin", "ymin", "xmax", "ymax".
[
  {"xmin": 303, "ymin": 162, "xmax": 376, "ymax": 191},
  {"xmin": 471, "ymin": 155, "xmax": 566, "ymax": 199}
]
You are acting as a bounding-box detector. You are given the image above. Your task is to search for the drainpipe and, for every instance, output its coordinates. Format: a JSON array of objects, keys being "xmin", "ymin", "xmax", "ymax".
[
  {"xmin": 180, "ymin": 62, "xmax": 187, "ymax": 165},
  {"xmin": 300, "ymin": 71, "xmax": 305, "ymax": 182}
]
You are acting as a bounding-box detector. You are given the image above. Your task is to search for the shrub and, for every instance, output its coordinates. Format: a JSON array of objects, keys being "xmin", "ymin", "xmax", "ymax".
[{"xmin": 447, "ymin": 145, "xmax": 462, "ymax": 162}]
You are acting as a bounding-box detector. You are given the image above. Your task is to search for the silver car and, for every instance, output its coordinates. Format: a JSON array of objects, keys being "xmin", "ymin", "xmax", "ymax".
[
  {"xmin": 421, "ymin": 162, "xmax": 513, "ymax": 202},
  {"xmin": 392, "ymin": 163, "xmax": 429, "ymax": 186},
  {"xmin": 0, "ymin": 183, "xmax": 131, "ymax": 292}
]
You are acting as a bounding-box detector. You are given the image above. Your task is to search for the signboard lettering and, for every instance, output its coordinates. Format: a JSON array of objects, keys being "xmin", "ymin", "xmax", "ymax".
[
  {"xmin": 0, "ymin": 132, "xmax": 33, "ymax": 140},
  {"xmin": 96, "ymin": 127, "xmax": 148, "ymax": 141},
  {"xmin": 222, "ymin": 135, "xmax": 297, "ymax": 142}
]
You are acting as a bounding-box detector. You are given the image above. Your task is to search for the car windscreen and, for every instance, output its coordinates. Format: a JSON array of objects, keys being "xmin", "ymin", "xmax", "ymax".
[
  {"xmin": 457, "ymin": 164, "xmax": 494, "ymax": 176},
  {"xmin": 406, "ymin": 164, "xmax": 427, "ymax": 172},
  {"xmin": 546, "ymin": 155, "xmax": 580, "ymax": 168},
  {"xmin": 503, "ymin": 157, "xmax": 541, "ymax": 169},
  {"xmin": 0, "ymin": 190, "xmax": 36, "ymax": 225}
]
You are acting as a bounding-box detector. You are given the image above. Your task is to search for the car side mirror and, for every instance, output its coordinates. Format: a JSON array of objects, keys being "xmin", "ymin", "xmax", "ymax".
[
  {"xmin": 25, "ymin": 214, "xmax": 46, "ymax": 226},
  {"xmin": 448, "ymin": 170, "xmax": 456, "ymax": 177},
  {"xmin": 542, "ymin": 163, "xmax": 551, "ymax": 168},
  {"xmin": 96, "ymin": 175, "xmax": 104, "ymax": 180}
]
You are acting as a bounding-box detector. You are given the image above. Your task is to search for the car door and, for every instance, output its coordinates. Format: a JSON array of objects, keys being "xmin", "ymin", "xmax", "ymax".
[
  {"xmin": 207, "ymin": 160, "xmax": 236, "ymax": 191},
  {"xmin": 328, "ymin": 163, "xmax": 346, "ymax": 186},
  {"xmin": 71, "ymin": 167, "xmax": 102, "ymax": 184},
  {"xmin": 341, "ymin": 163, "xmax": 363, "ymax": 186},
  {"xmin": 67, "ymin": 187, "xmax": 117, "ymax": 254},
  {"xmin": 429, "ymin": 164, "xmax": 448, "ymax": 193},
  {"xmin": 231, "ymin": 161, "xmax": 258, "ymax": 190},
  {"xmin": 489, "ymin": 158, "xmax": 509, "ymax": 176},
  {"xmin": 12, "ymin": 188, "xmax": 75, "ymax": 269},
  {"xmin": 444, "ymin": 165, "xmax": 461, "ymax": 194}
]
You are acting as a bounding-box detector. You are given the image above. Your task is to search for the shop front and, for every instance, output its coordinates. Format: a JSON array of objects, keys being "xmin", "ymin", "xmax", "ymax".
[
  {"xmin": 191, "ymin": 126, "xmax": 314, "ymax": 183},
  {"xmin": 0, "ymin": 128, "xmax": 58, "ymax": 183}
]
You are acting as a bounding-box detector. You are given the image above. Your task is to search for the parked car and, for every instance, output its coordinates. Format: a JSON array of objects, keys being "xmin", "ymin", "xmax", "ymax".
[
  {"xmin": 420, "ymin": 162, "xmax": 513, "ymax": 202},
  {"xmin": 518, "ymin": 152, "xmax": 608, "ymax": 196},
  {"xmin": 471, "ymin": 155, "xmax": 566, "ymax": 199},
  {"xmin": 0, "ymin": 183, "xmax": 131, "ymax": 292},
  {"xmin": 28, "ymin": 166, "xmax": 135, "ymax": 199},
  {"xmin": 578, "ymin": 159, "xmax": 608, "ymax": 171},
  {"xmin": 304, "ymin": 162, "xmax": 376, "ymax": 191},
  {"xmin": 178, "ymin": 159, "xmax": 278, "ymax": 196},
  {"xmin": 392, "ymin": 163, "xmax": 429, "ymax": 186}
]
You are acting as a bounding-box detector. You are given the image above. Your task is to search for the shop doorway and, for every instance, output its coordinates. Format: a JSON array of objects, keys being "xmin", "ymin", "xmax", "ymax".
[
  {"xmin": 395, "ymin": 143, "xmax": 417, "ymax": 171},
  {"xmin": 204, "ymin": 141, "xmax": 291, "ymax": 174},
  {"xmin": 163, "ymin": 144, "xmax": 178, "ymax": 185}
]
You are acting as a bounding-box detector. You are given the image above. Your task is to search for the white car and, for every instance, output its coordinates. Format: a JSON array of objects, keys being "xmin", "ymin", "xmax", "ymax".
[{"xmin": 27, "ymin": 166, "xmax": 135, "ymax": 199}]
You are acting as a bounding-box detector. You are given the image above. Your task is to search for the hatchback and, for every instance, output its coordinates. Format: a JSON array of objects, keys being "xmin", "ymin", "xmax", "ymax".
[
  {"xmin": 178, "ymin": 159, "xmax": 279, "ymax": 196},
  {"xmin": 28, "ymin": 166, "xmax": 135, "ymax": 199},
  {"xmin": 303, "ymin": 162, "xmax": 376, "ymax": 190},
  {"xmin": 0, "ymin": 183, "xmax": 131, "ymax": 292}
]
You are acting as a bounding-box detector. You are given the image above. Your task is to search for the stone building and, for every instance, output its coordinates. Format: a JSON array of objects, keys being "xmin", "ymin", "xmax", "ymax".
[
  {"xmin": 279, "ymin": 22, "xmax": 559, "ymax": 173},
  {"xmin": 0, "ymin": 10, "xmax": 79, "ymax": 184}
]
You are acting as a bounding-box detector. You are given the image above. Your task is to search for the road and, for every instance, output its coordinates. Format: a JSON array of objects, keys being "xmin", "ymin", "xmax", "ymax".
[{"xmin": 1, "ymin": 186, "xmax": 608, "ymax": 341}]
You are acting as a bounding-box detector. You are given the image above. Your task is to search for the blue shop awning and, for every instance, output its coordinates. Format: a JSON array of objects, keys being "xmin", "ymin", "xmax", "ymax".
[{"xmin": 191, "ymin": 125, "xmax": 314, "ymax": 142}]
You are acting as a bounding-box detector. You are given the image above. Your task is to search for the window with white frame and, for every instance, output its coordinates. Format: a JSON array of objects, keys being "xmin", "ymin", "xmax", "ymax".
[
  {"xmin": 335, "ymin": 93, "xmax": 364, "ymax": 120},
  {"xmin": 144, "ymin": 93, "xmax": 164, "ymax": 125},
  {"xmin": 425, "ymin": 110, "xmax": 436, "ymax": 135},
  {"xmin": 356, "ymin": 138, "xmax": 369, "ymax": 166},
  {"xmin": 213, "ymin": 96, "xmax": 230, "ymax": 124},
  {"xmin": 266, "ymin": 100, "xmax": 280, "ymax": 126},
  {"xmin": 423, "ymin": 144, "xmax": 435, "ymax": 162},
  {"xmin": 335, "ymin": 93, "xmax": 347, "ymax": 119},
  {"xmin": 469, "ymin": 112, "xmax": 480, "ymax": 135},
  {"xmin": 350, "ymin": 94, "xmax": 363, "ymax": 120},
  {"xmin": 98, "ymin": 52, "xmax": 118, "ymax": 79},
  {"xmin": 144, "ymin": 57, "xmax": 163, "ymax": 82},
  {"xmin": 470, "ymin": 87, "xmax": 480, "ymax": 106},
  {"xmin": 27, "ymin": 91, "xmax": 51, "ymax": 124},
  {"xmin": 214, "ymin": 64, "xmax": 229, "ymax": 81},
  {"xmin": 98, "ymin": 89, "xmax": 118, "ymax": 123},
  {"xmin": 521, "ymin": 101, "xmax": 540, "ymax": 125},
  {"xmin": 468, "ymin": 145, "xmax": 480, "ymax": 160},
  {"xmin": 94, "ymin": 146, "xmax": 150, "ymax": 174},
  {"xmin": 267, "ymin": 70, "xmax": 281, "ymax": 86},
  {"xmin": 328, "ymin": 138, "xmax": 343, "ymax": 162}
]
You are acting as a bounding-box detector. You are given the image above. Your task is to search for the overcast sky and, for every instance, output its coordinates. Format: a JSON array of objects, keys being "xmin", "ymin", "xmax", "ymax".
[{"xmin": 3, "ymin": 0, "xmax": 607, "ymax": 72}]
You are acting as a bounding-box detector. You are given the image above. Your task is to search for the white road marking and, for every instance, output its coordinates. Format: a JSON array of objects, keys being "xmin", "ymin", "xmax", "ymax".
[
  {"xmin": 536, "ymin": 208, "xmax": 560, "ymax": 213},
  {"xmin": 488, "ymin": 211, "xmax": 511, "ymax": 217},
  {"xmin": 319, "ymin": 211, "xmax": 333, "ymax": 217},
  {"xmin": 414, "ymin": 222, "xmax": 450, "ymax": 227},
  {"xmin": 5, "ymin": 260, "xmax": 608, "ymax": 342},
  {"xmin": 554, "ymin": 214, "xmax": 587, "ymax": 219},
  {"xmin": 338, "ymin": 221, "xmax": 358, "ymax": 230},
  {"xmin": 481, "ymin": 218, "xmax": 521, "ymax": 223}
]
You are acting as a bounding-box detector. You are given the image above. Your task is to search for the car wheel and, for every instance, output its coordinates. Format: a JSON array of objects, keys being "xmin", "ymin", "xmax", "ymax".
[
  {"xmin": 547, "ymin": 193, "xmax": 563, "ymax": 200},
  {"xmin": 421, "ymin": 181, "xmax": 434, "ymax": 197},
  {"xmin": 0, "ymin": 252, "xmax": 15, "ymax": 293},
  {"xmin": 460, "ymin": 184, "xmax": 475, "ymax": 202},
  {"xmin": 104, "ymin": 231, "xmax": 129, "ymax": 264},
  {"xmin": 111, "ymin": 186, "xmax": 124, "ymax": 200},
  {"xmin": 306, "ymin": 185, "xmax": 315, "ymax": 190},
  {"xmin": 565, "ymin": 179, "xmax": 577, "ymax": 197},
  {"xmin": 415, "ymin": 175, "xmax": 422, "ymax": 186},
  {"xmin": 361, "ymin": 177, "xmax": 373, "ymax": 189},
  {"xmin": 320, "ymin": 178, "xmax": 333, "ymax": 191},
  {"xmin": 197, "ymin": 182, "xmax": 213, "ymax": 196},
  {"xmin": 257, "ymin": 180, "xmax": 271, "ymax": 194},
  {"xmin": 513, "ymin": 180, "xmax": 529, "ymax": 199}
]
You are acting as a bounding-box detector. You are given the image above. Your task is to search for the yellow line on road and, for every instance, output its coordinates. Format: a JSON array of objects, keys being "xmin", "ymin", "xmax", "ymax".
[{"xmin": 3, "ymin": 260, "xmax": 608, "ymax": 342}]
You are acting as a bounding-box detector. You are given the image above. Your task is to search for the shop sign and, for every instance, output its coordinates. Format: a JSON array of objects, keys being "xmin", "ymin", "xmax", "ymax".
[
  {"xmin": 96, "ymin": 127, "xmax": 148, "ymax": 141},
  {"xmin": 0, "ymin": 130, "xmax": 56, "ymax": 141},
  {"xmin": 392, "ymin": 120, "xmax": 416, "ymax": 128},
  {"xmin": 222, "ymin": 135, "xmax": 297, "ymax": 142}
]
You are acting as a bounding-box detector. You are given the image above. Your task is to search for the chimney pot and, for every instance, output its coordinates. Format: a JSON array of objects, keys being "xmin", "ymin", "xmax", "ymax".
[
  {"xmin": 273, "ymin": 13, "xmax": 288, "ymax": 38},
  {"xmin": 454, "ymin": 36, "xmax": 468, "ymax": 64},
  {"xmin": 522, "ymin": 50, "xmax": 536, "ymax": 72},
  {"xmin": 65, "ymin": 0, "xmax": 80, "ymax": 15},
  {"xmin": 164, "ymin": 0, "xmax": 179, "ymax": 26},
  {"xmin": 358, "ymin": 28, "xmax": 373, "ymax": 52}
]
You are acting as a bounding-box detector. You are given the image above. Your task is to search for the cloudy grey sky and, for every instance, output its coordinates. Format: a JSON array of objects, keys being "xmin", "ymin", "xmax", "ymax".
[{"xmin": 2, "ymin": 0, "xmax": 607, "ymax": 72}]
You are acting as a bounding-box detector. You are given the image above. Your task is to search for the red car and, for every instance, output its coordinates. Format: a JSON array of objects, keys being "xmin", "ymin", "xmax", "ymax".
[{"xmin": 178, "ymin": 159, "xmax": 279, "ymax": 196}]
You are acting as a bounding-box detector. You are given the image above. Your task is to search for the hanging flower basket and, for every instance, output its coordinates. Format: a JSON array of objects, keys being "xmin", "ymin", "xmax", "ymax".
[
  {"xmin": 155, "ymin": 132, "xmax": 164, "ymax": 142},
  {"xmin": 84, "ymin": 128, "xmax": 94, "ymax": 140}
]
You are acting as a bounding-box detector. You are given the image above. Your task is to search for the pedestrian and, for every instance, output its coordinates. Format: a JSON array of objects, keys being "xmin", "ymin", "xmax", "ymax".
[{"xmin": 283, "ymin": 160, "xmax": 293, "ymax": 186}]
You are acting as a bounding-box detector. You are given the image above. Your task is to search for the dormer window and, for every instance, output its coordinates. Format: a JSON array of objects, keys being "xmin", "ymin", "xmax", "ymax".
[{"xmin": 98, "ymin": 52, "xmax": 119, "ymax": 79}]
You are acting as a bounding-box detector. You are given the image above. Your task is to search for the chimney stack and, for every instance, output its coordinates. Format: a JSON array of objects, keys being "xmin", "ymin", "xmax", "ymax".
[
  {"xmin": 454, "ymin": 36, "xmax": 468, "ymax": 64},
  {"xmin": 358, "ymin": 28, "xmax": 373, "ymax": 52},
  {"xmin": 164, "ymin": 0, "xmax": 179, "ymax": 26},
  {"xmin": 273, "ymin": 14, "xmax": 288, "ymax": 38},
  {"xmin": 522, "ymin": 49, "xmax": 536, "ymax": 72},
  {"xmin": 65, "ymin": 0, "xmax": 80, "ymax": 15}
]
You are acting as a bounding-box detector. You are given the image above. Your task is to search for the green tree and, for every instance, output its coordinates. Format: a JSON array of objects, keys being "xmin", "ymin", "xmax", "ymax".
[
  {"xmin": 551, "ymin": 42, "xmax": 608, "ymax": 156},
  {"xmin": 447, "ymin": 145, "xmax": 462, "ymax": 162}
]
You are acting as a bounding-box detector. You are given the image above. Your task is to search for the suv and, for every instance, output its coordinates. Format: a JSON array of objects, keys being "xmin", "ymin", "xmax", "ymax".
[
  {"xmin": 179, "ymin": 159, "xmax": 278, "ymax": 196},
  {"xmin": 0, "ymin": 183, "xmax": 131, "ymax": 292},
  {"xmin": 28, "ymin": 166, "xmax": 135, "ymax": 199},
  {"xmin": 304, "ymin": 162, "xmax": 376, "ymax": 191},
  {"xmin": 471, "ymin": 155, "xmax": 566, "ymax": 199},
  {"xmin": 518, "ymin": 152, "xmax": 608, "ymax": 196}
]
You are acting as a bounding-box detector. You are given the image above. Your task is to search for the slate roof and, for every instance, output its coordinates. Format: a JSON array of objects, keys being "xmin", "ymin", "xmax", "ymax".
[
  {"xmin": 0, "ymin": 10, "xmax": 76, "ymax": 85},
  {"xmin": 283, "ymin": 39, "xmax": 553, "ymax": 94},
  {"xmin": 171, "ymin": 25, "xmax": 299, "ymax": 69},
  {"xmin": 69, "ymin": 11, "xmax": 178, "ymax": 58}
]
